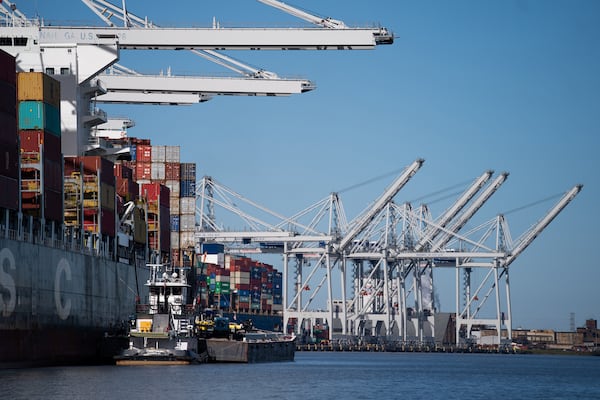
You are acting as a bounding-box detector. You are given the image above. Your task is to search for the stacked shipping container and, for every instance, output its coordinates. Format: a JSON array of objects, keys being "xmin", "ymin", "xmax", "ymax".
[
  {"xmin": 17, "ymin": 71, "xmax": 63, "ymax": 222},
  {"xmin": 0, "ymin": 50, "xmax": 19, "ymax": 211},
  {"xmin": 150, "ymin": 145, "xmax": 182, "ymax": 265},
  {"xmin": 140, "ymin": 182, "xmax": 170, "ymax": 253},
  {"xmin": 63, "ymin": 156, "xmax": 116, "ymax": 237},
  {"xmin": 178, "ymin": 162, "xmax": 196, "ymax": 266},
  {"xmin": 106, "ymin": 138, "xmax": 197, "ymax": 265},
  {"xmin": 196, "ymin": 250, "xmax": 283, "ymax": 314}
]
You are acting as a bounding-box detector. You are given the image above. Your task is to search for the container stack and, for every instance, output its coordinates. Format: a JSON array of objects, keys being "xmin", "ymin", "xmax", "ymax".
[
  {"xmin": 227, "ymin": 255, "xmax": 251, "ymax": 311},
  {"xmin": 179, "ymin": 162, "xmax": 196, "ymax": 266},
  {"xmin": 131, "ymin": 139, "xmax": 152, "ymax": 183},
  {"xmin": 155, "ymin": 145, "xmax": 182, "ymax": 266},
  {"xmin": 64, "ymin": 156, "xmax": 116, "ymax": 237},
  {"xmin": 140, "ymin": 182, "xmax": 170, "ymax": 256},
  {"xmin": 0, "ymin": 50, "xmax": 19, "ymax": 211},
  {"xmin": 196, "ymin": 253, "xmax": 282, "ymax": 314},
  {"xmin": 16, "ymin": 71, "xmax": 62, "ymax": 222},
  {"xmin": 114, "ymin": 163, "xmax": 139, "ymax": 203}
]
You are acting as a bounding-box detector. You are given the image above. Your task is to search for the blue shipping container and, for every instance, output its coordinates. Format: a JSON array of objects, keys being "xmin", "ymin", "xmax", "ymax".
[
  {"xmin": 180, "ymin": 179, "xmax": 196, "ymax": 197},
  {"xmin": 130, "ymin": 145, "xmax": 136, "ymax": 161},
  {"xmin": 201, "ymin": 243, "xmax": 224, "ymax": 254},
  {"xmin": 180, "ymin": 162, "xmax": 196, "ymax": 181},
  {"xmin": 18, "ymin": 101, "xmax": 60, "ymax": 136},
  {"xmin": 170, "ymin": 215, "xmax": 180, "ymax": 232}
]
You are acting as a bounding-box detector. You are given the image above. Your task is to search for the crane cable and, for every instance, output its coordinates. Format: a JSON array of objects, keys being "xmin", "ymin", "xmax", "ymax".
[{"xmin": 500, "ymin": 192, "xmax": 564, "ymax": 216}]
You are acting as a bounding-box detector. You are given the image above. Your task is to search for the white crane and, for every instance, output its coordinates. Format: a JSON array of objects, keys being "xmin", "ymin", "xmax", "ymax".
[{"xmin": 1, "ymin": 0, "xmax": 392, "ymax": 155}]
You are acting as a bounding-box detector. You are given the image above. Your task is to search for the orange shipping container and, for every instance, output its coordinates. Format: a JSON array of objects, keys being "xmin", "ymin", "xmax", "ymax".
[{"xmin": 17, "ymin": 72, "xmax": 61, "ymax": 108}]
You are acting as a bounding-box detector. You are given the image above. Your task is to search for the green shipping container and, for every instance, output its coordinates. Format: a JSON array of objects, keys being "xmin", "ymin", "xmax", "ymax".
[
  {"xmin": 221, "ymin": 282, "xmax": 230, "ymax": 295},
  {"xmin": 18, "ymin": 101, "xmax": 61, "ymax": 136}
]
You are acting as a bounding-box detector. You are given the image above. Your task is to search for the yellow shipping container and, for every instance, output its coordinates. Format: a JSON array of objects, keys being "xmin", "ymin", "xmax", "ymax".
[{"xmin": 17, "ymin": 72, "xmax": 61, "ymax": 108}]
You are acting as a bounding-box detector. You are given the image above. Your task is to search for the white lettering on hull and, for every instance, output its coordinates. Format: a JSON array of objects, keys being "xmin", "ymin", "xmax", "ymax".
[
  {"xmin": 55, "ymin": 258, "xmax": 72, "ymax": 320},
  {"xmin": 0, "ymin": 248, "xmax": 16, "ymax": 317}
]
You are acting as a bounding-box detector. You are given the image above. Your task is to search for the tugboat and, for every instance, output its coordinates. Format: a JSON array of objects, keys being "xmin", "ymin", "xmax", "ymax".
[{"xmin": 115, "ymin": 263, "xmax": 207, "ymax": 365}]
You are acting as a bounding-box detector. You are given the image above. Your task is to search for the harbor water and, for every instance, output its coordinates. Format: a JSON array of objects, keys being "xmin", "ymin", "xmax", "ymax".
[{"xmin": 4, "ymin": 352, "xmax": 600, "ymax": 399}]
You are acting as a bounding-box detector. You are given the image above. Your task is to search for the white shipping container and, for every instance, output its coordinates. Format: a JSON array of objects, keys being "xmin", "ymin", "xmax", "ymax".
[
  {"xmin": 151, "ymin": 145, "xmax": 166, "ymax": 162},
  {"xmin": 169, "ymin": 197, "xmax": 180, "ymax": 214},
  {"xmin": 180, "ymin": 231, "xmax": 196, "ymax": 248},
  {"xmin": 180, "ymin": 197, "xmax": 195, "ymax": 214},
  {"xmin": 171, "ymin": 232, "xmax": 180, "ymax": 249},
  {"xmin": 231, "ymin": 276, "xmax": 250, "ymax": 285},
  {"xmin": 165, "ymin": 179, "xmax": 180, "ymax": 197},
  {"xmin": 165, "ymin": 145, "xmax": 180, "ymax": 163},
  {"xmin": 180, "ymin": 214, "xmax": 196, "ymax": 231},
  {"xmin": 151, "ymin": 162, "xmax": 165, "ymax": 180},
  {"xmin": 205, "ymin": 253, "xmax": 224, "ymax": 266}
]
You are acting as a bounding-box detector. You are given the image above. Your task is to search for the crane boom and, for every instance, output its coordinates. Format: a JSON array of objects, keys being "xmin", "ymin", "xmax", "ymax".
[
  {"xmin": 97, "ymin": 70, "xmax": 314, "ymax": 97},
  {"xmin": 415, "ymin": 170, "xmax": 493, "ymax": 251},
  {"xmin": 505, "ymin": 184, "xmax": 583, "ymax": 267},
  {"xmin": 337, "ymin": 159, "xmax": 424, "ymax": 252},
  {"xmin": 431, "ymin": 172, "xmax": 509, "ymax": 251},
  {"xmin": 37, "ymin": 26, "xmax": 388, "ymax": 50},
  {"xmin": 257, "ymin": 0, "xmax": 347, "ymax": 29},
  {"xmin": 81, "ymin": 0, "xmax": 281, "ymax": 79},
  {"xmin": 95, "ymin": 92, "xmax": 211, "ymax": 105}
]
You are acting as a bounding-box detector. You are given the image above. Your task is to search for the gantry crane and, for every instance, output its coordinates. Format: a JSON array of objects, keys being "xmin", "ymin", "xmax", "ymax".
[
  {"xmin": 189, "ymin": 162, "xmax": 580, "ymax": 346},
  {"xmin": 450, "ymin": 184, "xmax": 583, "ymax": 345},
  {"xmin": 1, "ymin": 0, "xmax": 392, "ymax": 155}
]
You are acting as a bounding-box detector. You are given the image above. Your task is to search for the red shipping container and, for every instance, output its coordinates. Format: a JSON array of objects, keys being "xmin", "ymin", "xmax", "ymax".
[
  {"xmin": 79, "ymin": 156, "xmax": 115, "ymax": 186},
  {"xmin": 0, "ymin": 175, "xmax": 18, "ymax": 210},
  {"xmin": 101, "ymin": 207, "xmax": 116, "ymax": 237},
  {"xmin": 114, "ymin": 163, "xmax": 133, "ymax": 180},
  {"xmin": 165, "ymin": 162, "xmax": 180, "ymax": 180},
  {"xmin": 116, "ymin": 177, "xmax": 129, "ymax": 199},
  {"xmin": 19, "ymin": 130, "xmax": 62, "ymax": 162},
  {"xmin": 0, "ymin": 81, "xmax": 16, "ymax": 116},
  {"xmin": 136, "ymin": 144, "xmax": 152, "ymax": 162},
  {"xmin": 0, "ymin": 49, "xmax": 16, "ymax": 86},
  {"xmin": 141, "ymin": 182, "xmax": 170, "ymax": 207},
  {"xmin": 135, "ymin": 161, "xmax": 151, "ymax": 181},
  {"xmin": 129, "ymin": 137, "xmax": 151, "ymax": 146},
  {"xmin": 0, "ymin": 139, "xmax": 19, "ymax": 180},
  {"xmin": 44, "ymin": 188, "xmax": 63, "ymax": 223},
  {"xmin": 63, "ymin": 156, "xmax": 81, "ymax": 177},
  {"xmin": 43, "ymin": 158, "xmax": 62, "ymax": 192}
]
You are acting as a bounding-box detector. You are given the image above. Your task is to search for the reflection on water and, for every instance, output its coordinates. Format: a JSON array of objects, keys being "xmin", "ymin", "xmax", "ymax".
[{"xmin": 4, "ymin": 352, "xmax": 600, "ymax": 400}]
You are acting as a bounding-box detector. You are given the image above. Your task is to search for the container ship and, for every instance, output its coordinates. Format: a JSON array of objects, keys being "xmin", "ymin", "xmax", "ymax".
[
  {"xmin": 0, "ymin": 48, "xmax": 285, "ymax": 366},
  {"xmin": 0, "ymin": 50, "xmax": 158, "ymax": 367}
]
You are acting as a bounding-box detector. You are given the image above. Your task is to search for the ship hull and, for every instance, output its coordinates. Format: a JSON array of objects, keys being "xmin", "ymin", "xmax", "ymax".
[{"xmin": 0, "ymin": 235, "xmax": 148, "ymax": 367}]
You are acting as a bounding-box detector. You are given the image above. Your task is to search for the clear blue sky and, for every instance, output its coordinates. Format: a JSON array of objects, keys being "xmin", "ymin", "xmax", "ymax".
[{"xmin": 16, "ymin": 0, "xmax": 599, "ymax": 331}]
